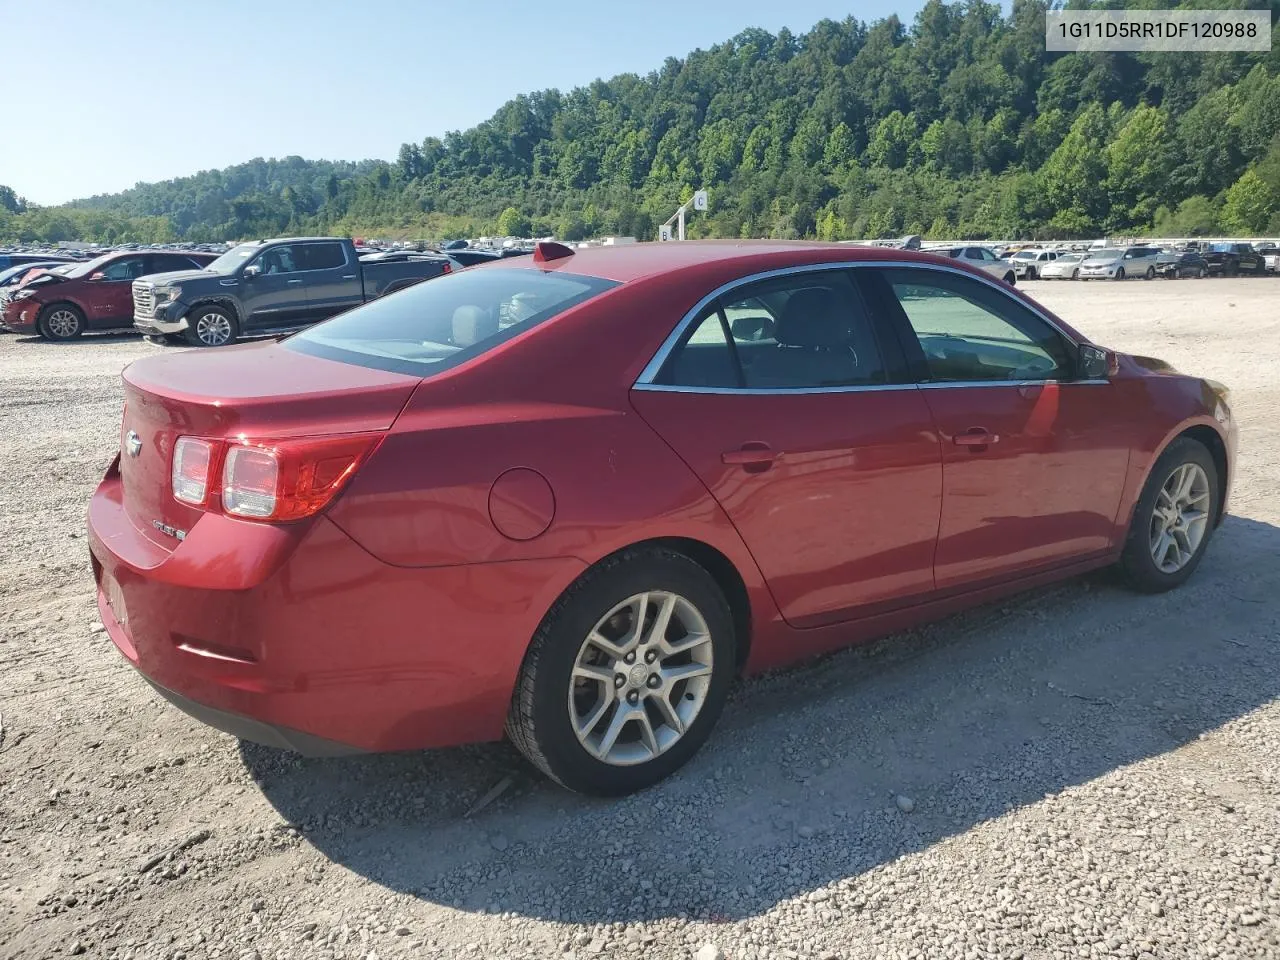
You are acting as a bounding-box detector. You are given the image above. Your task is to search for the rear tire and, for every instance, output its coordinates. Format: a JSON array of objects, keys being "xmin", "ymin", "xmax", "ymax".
[
  {"xmin": 506, "ymin": 547, "xmax": 736, "ymax": 795},
  {"xmin": 1003, "ymin": 272, "xmax": 1016, "ymax": 285},
  {"xmin": 184, "ymin": 305, "xmax": 238, "ymax": 347},
  {"xmin": 37, "ymin": 303, "xmax": 85, "ymax": 341},
  {"xmin": 1119, "ymin": 437, "xmax": 1219, "ymax": 594},
  {"xmin": 1144, "ymin": 266, "xmax": 1156, "ymax": 280},
  {"xmin": 1197, "ymin": 267, "xmax": 1207, "ymax": 279}
]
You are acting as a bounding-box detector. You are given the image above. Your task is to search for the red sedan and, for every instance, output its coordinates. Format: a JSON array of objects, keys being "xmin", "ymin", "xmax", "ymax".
[
  {"xmin": 2, "ymin": 249, "xmax": 216, "ymax": 339},
  {"xmin": 87, "ymin": 241, "xmax": 1236, "ymax": 795}
]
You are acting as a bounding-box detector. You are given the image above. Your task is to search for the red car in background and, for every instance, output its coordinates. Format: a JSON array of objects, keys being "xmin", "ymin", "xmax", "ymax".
[
  {"xmin": 87, "ymin": 241, "xmax": 1236, "ymax": 795},
  {"xmin": 2, "ymin": 249, "xmax": 216, "ymax": 339}
]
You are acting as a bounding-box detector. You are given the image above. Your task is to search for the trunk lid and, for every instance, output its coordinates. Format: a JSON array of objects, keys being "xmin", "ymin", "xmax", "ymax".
[{"xmin": 118, "ymin": 341, "xmax": 420, "ymax": 548}]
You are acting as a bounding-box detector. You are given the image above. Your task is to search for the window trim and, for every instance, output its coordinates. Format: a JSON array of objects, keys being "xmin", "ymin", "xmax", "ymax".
[
  {"xmin": 634, "ymin": 260, "xmax": 1093, "ymax": 394},
  {"xmin": 246, "ymin": 241, "xmax": 351, "ymax": 276},
  {"xmin": 650, "ymin": 265, "xmax": 895, "ymax": 393},
  {"xmin": 870, "ymin": 265, "xmax": 1083, "ymax": 385}
]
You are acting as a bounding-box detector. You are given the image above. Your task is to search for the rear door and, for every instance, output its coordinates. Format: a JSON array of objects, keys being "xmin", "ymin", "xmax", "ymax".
[
  {"xmin": 296, "ymin": 241, "xmax": 363, "ymax": 319},
  {"xmin": 630, "ymin": 267, "xmax": 942, "ymax": 628},
  {"xmin": 240, "ymin": 244, "xmax": 312, "ymax": 330},
  {"xmin": 864, "ymin": 265, "xmax": 1130, "ymax": 591}
]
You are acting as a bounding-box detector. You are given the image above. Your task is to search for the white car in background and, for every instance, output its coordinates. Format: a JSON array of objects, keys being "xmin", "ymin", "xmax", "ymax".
[
  {"xmin": 941, "ymin": 245, "xmax": 1017, "ymax": 284},
  {"xmin": 1078, "ymin": 246, "xmax": 1161, "ymax": 280},
  {"xmin": 1009, "ymin": 248, "xmax": 1060, "ymax": 279},
  {"xmin": 1259, "ymin": 244, "xmax": 1279, "ymax": 273},
  {"xmin": 1040, "ymin": 251, "xmax": 1087, "ymax": 280}
]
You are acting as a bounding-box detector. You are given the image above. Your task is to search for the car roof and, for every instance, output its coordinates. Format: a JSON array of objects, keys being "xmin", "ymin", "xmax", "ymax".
[{"xmin": 500, "ymin": 240, "xmax": 971, "ymax": 284}]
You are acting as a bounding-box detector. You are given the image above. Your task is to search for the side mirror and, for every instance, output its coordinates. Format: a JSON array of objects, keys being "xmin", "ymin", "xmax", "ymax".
[
  {"xmin": 89, "ymin": 271, "xmax": 105, "ymax": 281},
  {"xmin": 242, "ymin": 264, "xmax": 261, "ymax": 279},
  {"xmin": 1078, "ymin": 343, "xmax": 1118, "ymax": 380}
]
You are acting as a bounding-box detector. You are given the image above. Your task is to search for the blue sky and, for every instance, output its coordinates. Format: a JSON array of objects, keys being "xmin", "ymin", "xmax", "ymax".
[{"xmin": 2, "ymin": 0, "xmax": 927, "ymax": 205}]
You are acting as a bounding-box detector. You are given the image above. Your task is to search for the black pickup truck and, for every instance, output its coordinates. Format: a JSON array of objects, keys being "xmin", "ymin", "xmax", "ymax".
[
  {"xmin": 132, "ymin": 237, "xmax": 452, "ymax": 346},
  {"xmin": 1203, "ymin": 242, "xmax": 1268, "ymax": 277}
]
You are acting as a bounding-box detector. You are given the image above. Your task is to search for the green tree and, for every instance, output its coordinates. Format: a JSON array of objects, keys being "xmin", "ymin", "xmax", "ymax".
[
  {"xmin": 496, "ymin": 206, "xmax": 532, "ymax": 237},
  {"xmin": 1152, "ymin": 195, "xmax": 1220, "ymax": 236},
  {"xmin": 1104, "ymin": 105, "xmax": 1171, "ymax": 228},
  {"xmin": 867, "ymin": 111, "xmax": 918, "ymax": 169},
  {"xmin": 1221, "ymin": 170, "xmax": 1280, "ymax": 234}
]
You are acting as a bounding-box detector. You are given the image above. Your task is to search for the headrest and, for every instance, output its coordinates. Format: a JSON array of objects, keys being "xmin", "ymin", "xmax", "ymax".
[
  {"xmin": 451, "ymin": 305, "xmax": 497, "ymax": 347},
  {"xmin": 776, "ymin": 287, "xmax": 847, "ymax": 348}
]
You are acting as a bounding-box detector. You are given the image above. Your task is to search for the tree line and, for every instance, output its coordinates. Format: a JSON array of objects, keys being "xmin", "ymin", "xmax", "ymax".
[{"xmin": 3, "ymin": 0, "xmax": 1279, "ymax": 246}]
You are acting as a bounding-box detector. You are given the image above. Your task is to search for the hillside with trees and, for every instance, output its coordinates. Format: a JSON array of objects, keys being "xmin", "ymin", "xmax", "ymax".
[{"xmin": 3, "ymin": 0, "xmax": 1279, "ymax": 244}]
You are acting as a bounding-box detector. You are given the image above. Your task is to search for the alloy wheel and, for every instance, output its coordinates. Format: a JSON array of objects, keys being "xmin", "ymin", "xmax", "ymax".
[
  {"xmin": 194, "ymin": 311, "xmax": 232, "ymax": 346},
  {"xmin": 46, "ymin": 309, "xmax": 81, "ymax": 338},
  {"xmin": 1148, "ymin": 462, "xmax": 1211, "ymax": 574},
  {"xmin": 568, "ymin": 590, "xmax": 713, "ymax": 766}
]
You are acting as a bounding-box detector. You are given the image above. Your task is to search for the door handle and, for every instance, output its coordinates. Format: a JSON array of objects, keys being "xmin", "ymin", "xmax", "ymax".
[
  {"xmin": 721, "ymin": 442, "xmax": 778, "ymax": 467},
  {"xmin": 286, "ymin": 278, "xmax": 303, "ymax": 284},
  {"xmin": 341, "ymin": 274, "xmax": 357, "ymax": 280},
  {"xmin": 952, "ymin": 429, "xmax": 999, "ymax": 447}
]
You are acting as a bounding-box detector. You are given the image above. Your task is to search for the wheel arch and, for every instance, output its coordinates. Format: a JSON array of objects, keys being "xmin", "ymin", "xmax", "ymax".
[
  {"xmin": 36, "ymin": 300, "xmax": 86, "ymax": 334},
  {"xmin": 1178, "ymin": 424, "xmax": 1229, "ymax": 528},
  {"xmin": 550, "ymin": 536, "xmax": 754, "ymax": 673},
  {"xmin": 184, "ymin": 297, "xmax": 241, "ymax": 323},
  {"xmin": 1127, "ymin": 420, "xmax": 1230, "ymax": 535}
]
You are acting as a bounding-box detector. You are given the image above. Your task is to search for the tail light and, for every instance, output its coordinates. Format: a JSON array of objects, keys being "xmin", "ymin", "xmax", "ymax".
[
  {"xmin": 441, "ymin": 261, "xmax": 452, "ymax": 274},
  {"xmin": 170, "ymin": 433, "xmax": 382, "ymax": 522},
  {"xmin": 172, "ymin": 437, "xmax": 215, "ymax": 505}
]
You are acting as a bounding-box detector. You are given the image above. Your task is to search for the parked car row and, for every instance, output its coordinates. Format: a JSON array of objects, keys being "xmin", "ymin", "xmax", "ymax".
[
  {"xmin": 0, "ymin": 237, "xmax": 456, "ymax": 345},
  {"xmin": 1008, "ymin": 242, "xmax": 1278, "ymax": 281}
]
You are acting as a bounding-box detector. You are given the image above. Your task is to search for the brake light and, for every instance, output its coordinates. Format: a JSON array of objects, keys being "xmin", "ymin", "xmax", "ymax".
[
  {"xmin": 221, "ymin": 433, "xmax": 383, "ymax": 522},
  {"xmin": 441, "ymin": 261, "xmax": 452, "ymax": 274},
  {"xmin": 172, "ymin": 437, "xmax": 215, "ymax": 505}
]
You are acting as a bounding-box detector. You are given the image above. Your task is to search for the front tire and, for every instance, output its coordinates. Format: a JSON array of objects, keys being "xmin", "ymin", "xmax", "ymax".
[
  {"xmin": 1003, "ymin": 272, "xmax": 1016, "ymax": 285},
  {"xmin": 1114, "ymin": 268, "xmax": 1126, "ymax": 281},
  {"xmin": 184, "ymin": 305, "xmax": 238, "ymax": 347},
  {"xmin": 37, "ymin": 303, "xmax": 85, "ymax": 341},
  {"xmin": 1026, "ymin": 267, "xmax": 1038, "ymax": 280},
  {"xmin": 1198, "ymin": 267, "xmax": 1207, "ymax": 279},
  {"xmin": 1071, "ymin": 268, "xmax": 1080, "ymax": 280},
  {"xmin": 1144, "ymin": 266, "xmax": 1156, "ymax": 280},
  {"xmin": 1119, "ymin": 437, "xmax": 1219, "ymax": 593},
  {"xmin": 506, "ymin": 547, "xmax": 736, "ymax": 795}
]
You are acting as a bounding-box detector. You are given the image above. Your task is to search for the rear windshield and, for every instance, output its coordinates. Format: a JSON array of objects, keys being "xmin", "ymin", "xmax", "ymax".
[{"xmin": 285, "ymin": 267, "xmax": 617, "ymax": 377}]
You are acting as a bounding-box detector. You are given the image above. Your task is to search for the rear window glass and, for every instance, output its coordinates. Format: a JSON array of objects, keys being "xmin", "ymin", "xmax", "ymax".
[{"xmin": 285, "ymin": 267, "xmax": 617, "ymax": 377}]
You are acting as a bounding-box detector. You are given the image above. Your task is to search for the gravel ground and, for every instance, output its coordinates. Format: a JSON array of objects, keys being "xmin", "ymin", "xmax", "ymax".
[{"xmin": 1, "ymin": 278, "xmax": 1278, "ymax": 960}]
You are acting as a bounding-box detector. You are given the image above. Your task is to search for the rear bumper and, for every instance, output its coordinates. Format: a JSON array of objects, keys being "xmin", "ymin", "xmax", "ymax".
[
  {"xmin": 87, "ymin": 466, "xmax": 585, "ymax": 754},
  {"xmin": 143, "ymin": 677, "xmax": 362, "ymax": 756}
]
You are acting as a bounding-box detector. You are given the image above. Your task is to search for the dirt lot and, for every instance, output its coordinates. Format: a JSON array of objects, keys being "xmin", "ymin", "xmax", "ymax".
[{"xmin": 1, "ymin": 278, "xmax": 1278, "ymax": 960}]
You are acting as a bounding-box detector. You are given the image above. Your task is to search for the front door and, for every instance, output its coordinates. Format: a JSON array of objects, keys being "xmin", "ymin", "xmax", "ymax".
[
  {"xmin": 631, "ymin": 268, "xmax": 942, "ymax": 628},
  {"xmin": 91, "ymin": 255, "xmax": 151, "ymax": 327},
  {"xmin": 241, "ymin": 244, "xmax": 313, "ymax": 330},
  {"xmin": 865, "ymin": 266, "xmax": 1130, "ymax": 591}
]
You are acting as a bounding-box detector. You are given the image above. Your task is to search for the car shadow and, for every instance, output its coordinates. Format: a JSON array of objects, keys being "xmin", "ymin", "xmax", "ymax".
[
  {"xmin": 240, "ymin": 514, "xmax": 1280, "ymax": 925},
  {"xmin": 11, "ymin": 330, "xmax": 145, "ymax": 344}
]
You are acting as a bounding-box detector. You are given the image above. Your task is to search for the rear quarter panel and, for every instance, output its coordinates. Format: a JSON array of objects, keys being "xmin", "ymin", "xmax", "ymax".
[{"xmin": 324, "ymin": 272, "xmax": 782, "ymax": 652}]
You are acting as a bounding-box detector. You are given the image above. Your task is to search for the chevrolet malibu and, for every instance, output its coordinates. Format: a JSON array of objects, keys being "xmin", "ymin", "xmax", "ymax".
[{"xmin": 88, "ymin": 241, "xmax": 1236, "ymax": 795}]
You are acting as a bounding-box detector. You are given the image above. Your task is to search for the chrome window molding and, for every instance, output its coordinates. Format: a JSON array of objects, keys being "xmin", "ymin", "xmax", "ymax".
[
  {"xmin": 633, "ymin": 379, "xmax": 1110, "ymax": 397},
  {"xmin": 633, "ymin": 382, "xmax": 919, "ymax": 396},
  {"xmin": 634, "ymin": 259, "xmax": 1087, "ymax": 389}
]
